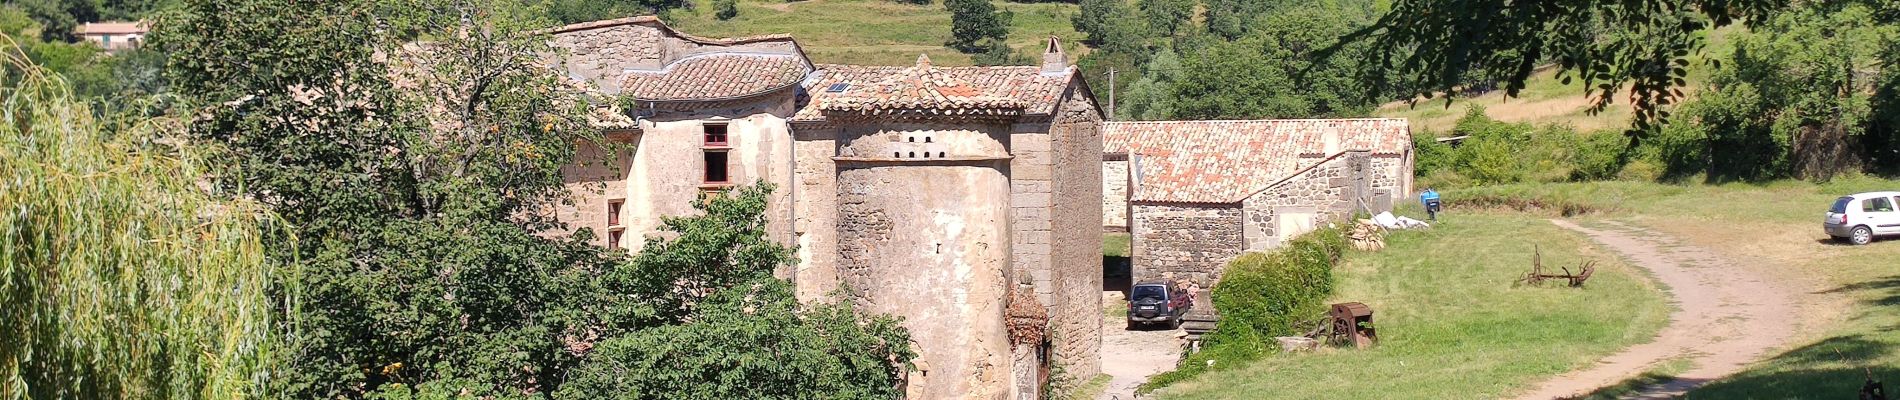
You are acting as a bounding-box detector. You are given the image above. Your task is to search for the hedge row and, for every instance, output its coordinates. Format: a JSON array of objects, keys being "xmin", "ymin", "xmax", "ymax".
[{"xmin": 1137, "ymin": 226, "xmax": 1349, "ymax": 394}]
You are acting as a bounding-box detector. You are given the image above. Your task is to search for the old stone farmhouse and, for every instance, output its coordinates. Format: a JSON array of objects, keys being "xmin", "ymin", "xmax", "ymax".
[
  {"xmin": 541, "ymin": 17, "xmax": 1103, "ymax": 400},
  {"xmin": 1103, "ymin": 119, "xmax": 1414, "ymax": 286}
]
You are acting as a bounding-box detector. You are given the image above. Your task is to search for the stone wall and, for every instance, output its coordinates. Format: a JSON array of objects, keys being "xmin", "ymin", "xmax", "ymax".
[
  {"xmin": 790, "ymin": 125, "xmax": 840, "ymax": 299},
  {"xmin": 1129, "ymin": 203, "xmax": 1244, "ymax": 286},
  {"xmin": 549, "ymin": 23, "xmax": 664, "ymax": 91},
  {"xmin": 1239, "ymin": 154, "xmax": 1360, "ymax": 251},
  {"xmin": 1240, "ymin": 152, "xmax": 1411, "ymax": 251},
  {"xmin": 548, "ymin": 19, "xmax": 803, "ymax": 92},
  {"xmin": 1041, "ymin": 85, "xmax": 1104, "ymax": 381},
  {"xmin": 555, "ymin": 140, "xmax": 633, "ymax": 247},
  {"xmin": 551, "ymin": 92, "xmax": 798, "ymax": 254},
  {"xmin": 1102, "ymin": 158, "xmax": 1128, "ymax": 230},
  {"xmin": 837, "ymin": 163, "xmax": 1014, "ymax": 400}
]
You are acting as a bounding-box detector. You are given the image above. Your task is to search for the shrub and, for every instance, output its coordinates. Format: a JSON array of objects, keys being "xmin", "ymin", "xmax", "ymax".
[
  {"xmin": 1210, "ymin": 227, "xmax": 1346, "ymax": 340},
  {"xmin": 1415, "ymin": 106, "xmax": 1642, "ymax": 186},
  {"xmin": 558, "ymin": 278, "xmax": 913, "ymax": 400},
  {"xmin": 1572, "ymin": 130, "xmax": 1630, "ymax": 181},
  {"xmin": 1137, "ymin": 226, "xmax": 1349, "ymax": 394},
  {"xmin": 714, "ymin": 0, "xmax": 738, "ymax": 20}
]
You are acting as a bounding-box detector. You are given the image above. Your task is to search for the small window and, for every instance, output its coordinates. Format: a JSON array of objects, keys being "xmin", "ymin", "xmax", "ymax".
[
  {"xmin": 607, "ymin": 229, "xmax": 623, "ymax": 249},
  {"xmin": 704, "ymin": 151, "xmax": 730, "ymax": 183},
  {"xmin": 607, "ymin": 199, "xmax": 623, "ymax": 226},
  {"xmin": 1866, "ymin": 197, "xmax": 1895, "ymax": 213},
  {"xmin": 925, "ymin": 137, "xmax": 933, "ymax": 143},
  {"xmin": 826, "ymin": 83, "xmax": 850, "ymax": 93},
  {"xmin": 703, "ymin": 124, "xmax": 729, "ymax": 147}
]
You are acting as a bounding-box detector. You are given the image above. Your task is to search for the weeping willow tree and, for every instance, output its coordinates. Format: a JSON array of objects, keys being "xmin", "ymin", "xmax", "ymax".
[{"xmin": 0, "ymin": 37, "xmax": 283, "ymax": 399}]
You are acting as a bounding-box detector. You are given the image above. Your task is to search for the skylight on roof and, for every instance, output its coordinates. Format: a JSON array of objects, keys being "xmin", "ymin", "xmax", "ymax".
[{"xmin": 826, "ymin": 83, "xmax": 850, "ymax": 93}]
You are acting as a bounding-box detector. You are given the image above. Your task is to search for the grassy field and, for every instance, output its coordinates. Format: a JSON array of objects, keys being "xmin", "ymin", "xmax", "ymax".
[
  {"xmin": 1104, "ymin": 232, "xmax": 1131, "ymax": 257},
  {"xmin": 666, "ymin": 0, "xmax": 1085, "ymax": 66},
  {"xmin": 1150, "ymin": 212, "xmax": 1671, "ymax": 399},
  {"xmin": 1445, "ymin": 177, "xmax": 1900, "ymax": 398}
]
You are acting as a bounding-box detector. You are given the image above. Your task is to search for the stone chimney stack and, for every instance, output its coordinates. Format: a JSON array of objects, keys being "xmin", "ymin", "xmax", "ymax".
[{"xmin": 1041, "ymin": 36, "xmax": 1066, "ymax": 74}]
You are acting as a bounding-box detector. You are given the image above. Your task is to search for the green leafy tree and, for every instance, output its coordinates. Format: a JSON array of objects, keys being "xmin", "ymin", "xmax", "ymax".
[
  {"xmin": 1138, "ymin": 0, "xmax": 1192, "ymax": 36},
  {"xmin": 1169, "ymin": 37, "xmax": 1308, "ymax": 119},
  {"xmin": 1369, "ymin": 0, "xmax": 1788, "ymax": 133},
  {"xmin": 1115, "ymin": 47, "xmax": 1179, "ymax": 120},
  {"xmin": 945, "ymin": 0, "xmax": 1011, "ymax": 51},
  {"xmin": 156, "ymin": 0, "xmax": 915, "ymax": 397},
  {"xmin": 559, "ymin": 278, "xmax": 914, "ymax": 400},
  {"xmin": 1201, "ymin": 0, "xmax": 1266, "ymax": 39},
  {"xmin": 2, "ymin": 45, "xmax": 279, "ymax": 400},
  {"xmin": 1071, "ymin": 0, "xmax": 1115, "ymax": 44},
  {"xmin": 156, "ymin": 0, "xmax": 623, "ymax": 397},
  {"xmin": 1669, "ymin": 2, "xmax": 1896, "ymax": 181}
]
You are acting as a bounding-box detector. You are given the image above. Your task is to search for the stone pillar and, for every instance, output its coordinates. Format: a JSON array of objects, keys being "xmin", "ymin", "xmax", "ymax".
[{"xmin": 1006, "ymin": 286, "xmax": 1050, "ymax": 400}]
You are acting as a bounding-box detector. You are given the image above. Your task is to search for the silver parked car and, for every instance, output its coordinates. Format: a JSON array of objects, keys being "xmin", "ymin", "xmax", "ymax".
[{"xmin": 1826, "ymin": 191, "xmax": 1900, "ymax": 245}]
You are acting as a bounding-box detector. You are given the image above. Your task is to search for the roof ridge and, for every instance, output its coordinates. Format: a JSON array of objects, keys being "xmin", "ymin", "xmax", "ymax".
[{"xmin": 624, "ymin": 52, "xmax": 800, "ymax": 74}]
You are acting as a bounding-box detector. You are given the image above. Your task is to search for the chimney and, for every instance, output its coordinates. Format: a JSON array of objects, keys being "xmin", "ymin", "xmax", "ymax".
[{"xmin": 1041, "ymin": 36, "xmax": 1066, "ymax": 74}]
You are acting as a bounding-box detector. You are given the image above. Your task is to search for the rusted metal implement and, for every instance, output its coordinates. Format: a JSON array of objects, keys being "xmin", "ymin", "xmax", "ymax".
[
  {"xmin": 1518, "ymin": 245, "xmax": 1596, "ymax": 288},
  {"xmin": 1327, "ymin": 302, "xmax": 1378, "ymax": 349}
]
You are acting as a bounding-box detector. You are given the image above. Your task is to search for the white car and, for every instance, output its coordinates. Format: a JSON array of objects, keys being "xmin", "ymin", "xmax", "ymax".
[{"xmin": 1826, "ymin": 191, "xmax": 1900, "ymax": 245}]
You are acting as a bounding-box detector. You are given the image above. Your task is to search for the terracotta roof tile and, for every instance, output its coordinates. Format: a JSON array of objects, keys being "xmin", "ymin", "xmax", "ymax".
[
  {"xmin": 620, "ymin": 53, "xmax": 809, "ymax": 101},
  {"xmin": 816, "ymin": 55, "xmax": 1025, "ymax": 116},
  {"xmin": 796, "ymin": 57, "xmax": 1071, "ymax": 121},
  {"xmin": 1106, "ymin": 119, "xmax": 1410, "ymax": 203}
]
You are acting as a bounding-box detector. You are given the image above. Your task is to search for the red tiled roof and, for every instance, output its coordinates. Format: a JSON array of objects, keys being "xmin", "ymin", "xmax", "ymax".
[
  {"xmin": 1106, "ymin": 119, "xmax": 1410, "ymax": 203},
  {"xmin": 816, "ymin": 54, "xmax": 1024, "ymax": 116},
  {"xmin": 796, "ymin": 56, "xmax": 1072, "ymax": 121},
  {"xmin": 621, "ymin": 53, "xmax": 809, "ymax": 101}
]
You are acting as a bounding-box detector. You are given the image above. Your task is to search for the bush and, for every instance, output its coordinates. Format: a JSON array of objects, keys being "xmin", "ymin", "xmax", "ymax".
[
  {"xmin": 1414, "ymin": 106, "xmax": 1644, "ymax": 186},
  {"xmin": 558, "ymin": 278, "xmax": 913, "ymax": 400},
  {"xmin": 1137, "ymin": 226, "xmax": 1349, "ymax": 394},
  {"xmin": 714, "ymin": 0, "xmax": 738, "ymax": 20},
  {"xmin": 1572, "ymin": 131, "xmax": 1630, "ymax": 181},
  {"xmin": 1210, "ymin": 226, "xmax": 1346, "ymax": 340}
]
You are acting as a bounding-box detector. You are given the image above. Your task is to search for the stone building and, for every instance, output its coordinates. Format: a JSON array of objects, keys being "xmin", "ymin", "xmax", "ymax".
[
  {"xmin": 1102, "ymin": 119, "xmax": 1413, "ymax": 286},
  {"xmin": 543, "ymin": 17, "xmax": 1103, "ymax": 399}
]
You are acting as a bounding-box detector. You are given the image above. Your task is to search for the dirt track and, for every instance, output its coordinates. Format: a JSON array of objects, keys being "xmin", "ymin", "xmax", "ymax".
[{"xmin": 1513, "ymin": 220, "xmax": 1804, "ymax": 399}]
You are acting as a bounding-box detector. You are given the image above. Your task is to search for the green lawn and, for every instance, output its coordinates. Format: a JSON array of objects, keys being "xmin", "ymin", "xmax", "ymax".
[
  {"xmin": 1445, "ymin": 177, "xmax": 1900, "ymax": 398},
  {"xmin": 666, "ymin": 0, "xmax": 1085, "ymax": 66},
  {"xmin": 1104, "ymin": 232, "xmax": 1130, "ymax": 257},
  {"xmin": 1150, "ymin": 212, "xmax": 1671, "ymax": 399}
]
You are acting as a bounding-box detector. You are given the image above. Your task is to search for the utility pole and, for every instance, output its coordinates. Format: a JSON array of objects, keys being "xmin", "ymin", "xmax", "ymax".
[{"xmin": 1107, "ymin": 67, "xmax": 1116, "ymax": 121}]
